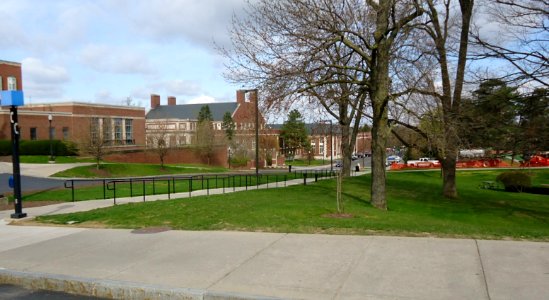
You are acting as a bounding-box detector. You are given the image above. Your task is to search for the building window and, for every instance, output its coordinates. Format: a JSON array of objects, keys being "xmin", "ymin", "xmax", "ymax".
[
  {"xmin": 102, "ymin": 118, "xmax": 111, "ymax": 144},
  {"xmin": 30, "ymin": 128, "xmax": 37, "ymax": 140},
  {"xmin": 125, "ymin": 119, "xmax": 133, "ymax": 145},
  {"xmin": 90, "ymin": 118, "xmax": 100, "ymax": 142},
  {"xmin": 319, "ymin": 142, "xmax": 324, "ymax": 155},
  {"xmin": 114, "ymin": 118, "xmax": 123, "ymax": 144},
  {"xmin": 0, "ymin": 76, "xmax": 3, "ymax": 90},
  {"xmin": 7, "ymin": 77, "xmax": 16, "ymax": 90},
  {"xmin": 311, "ymin": 142, "xmax": 316, "ymax": 154},
  {"xmin": 62, "ymin": 127, "xmax": 69, "ymax": 140}
]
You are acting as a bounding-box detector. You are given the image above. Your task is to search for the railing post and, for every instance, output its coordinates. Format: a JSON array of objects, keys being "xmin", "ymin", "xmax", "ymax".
[
  {"xmin": 152, "ymin": 177, "xmax": 156, "ymax": 195},
  {"xmin": 207, "ymin": 176, "xmax": 210, "ymax": 196},
  {"xmin": 103, "ymin": 179, "xmax": 106, "ymax": 199},
  {"xmin": 303, "ymin": 173, "xmax": 307, "ymax": 185},
  {"xmin": 168, "ymin": 179, "xmax": 171, "ymax": 199},
  {"xmin": 189, "ymin": 177, "xmax": 192, "ymax": 198},
  {"xmin": 130, "ymin": 178, "xmax": 133, "ymax": 197},
  {"xmin": 71, "ymin": 180, "xmax": 75, "ymax": 202},
  {"xmin": 142, "ymin": 179, "xmax": 146, "ymax": 202},
  {"xmin": 113, "ymin": 182, "xmax": 117, "ymax": 205}
]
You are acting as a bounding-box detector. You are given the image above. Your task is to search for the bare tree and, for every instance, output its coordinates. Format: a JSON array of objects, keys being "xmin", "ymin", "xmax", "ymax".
[
  {"xmin": 389, "ymin": 0, "xmax": 475, "ymax": 198},
  {"xmin": 147, "ymin": 119, "xmax": 171, "ymax": 169},
  {"xmin": 222, "ymin": 0, "xmax": 423, "ymax": 209},
  {"xmin": 83, "ymin": 117, "xmax": 110, "ymax": 169},
  {"xmin": 471, "ymin": 0, "xmax": 548, "ymax": 87}
]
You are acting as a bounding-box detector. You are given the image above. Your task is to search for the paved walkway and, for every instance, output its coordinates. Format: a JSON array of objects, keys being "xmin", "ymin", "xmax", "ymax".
[{"xmin": 0, "ymin": 165, "xmax": 548, "ymax": 299}]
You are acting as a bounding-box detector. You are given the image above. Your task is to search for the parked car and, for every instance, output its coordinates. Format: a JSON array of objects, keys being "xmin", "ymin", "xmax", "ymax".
[
  {"xmin": 386, "ymin": 155, "xmax": 402, "ymax": 166},
  {"xmin": 406, "ymin": 157, "xmax": 440, "ymax": 168},
  {"xmin": 335, "ymin": 161, "xmax": 343, "ymax": 168}
]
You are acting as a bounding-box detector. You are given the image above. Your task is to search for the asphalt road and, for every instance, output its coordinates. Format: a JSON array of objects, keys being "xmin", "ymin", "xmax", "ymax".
[
  {"xmin": 0, "ymin": 174, "xmax": 66, "ymax": 196},
  {"xmin": 0, "ymin": 284, "xmax": 106, "ymax": 300}
]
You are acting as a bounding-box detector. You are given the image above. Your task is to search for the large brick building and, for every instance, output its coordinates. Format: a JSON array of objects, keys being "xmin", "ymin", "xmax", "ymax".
[
  {"xmin": 0, "ymin": 102, "xmax": 145, "ymax": 150},
  {"xmin": 146, "ymin": 90, "xmax": 266, "ymax": 147}
]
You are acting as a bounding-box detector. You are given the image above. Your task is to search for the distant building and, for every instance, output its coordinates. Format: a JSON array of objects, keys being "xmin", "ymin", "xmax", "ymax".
[
  {"xmin": 145, "ymin": 90, "xmax": 266, "ymax": 148},
  {"xmin": 0, "ymin": 102, "xmax": 146, "ymax": 151}
]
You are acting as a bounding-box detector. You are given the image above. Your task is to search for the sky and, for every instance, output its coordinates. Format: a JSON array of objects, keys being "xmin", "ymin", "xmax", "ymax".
[{"xmin": 0, "ymin": 0, "xmax": 247, "ymax": 109}]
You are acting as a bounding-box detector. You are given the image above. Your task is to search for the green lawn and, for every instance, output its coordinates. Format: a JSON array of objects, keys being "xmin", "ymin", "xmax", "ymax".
[
  {"xmin": 286, "ymin": 158, "xmax": 330, "ymax": 166},
  {"xmin": 51, "ymin": 163, "xmax": 228, "ymax": 178},
  {"xmin": 36, "ymin": 169, "xmax": 549, "ymax": 240}
]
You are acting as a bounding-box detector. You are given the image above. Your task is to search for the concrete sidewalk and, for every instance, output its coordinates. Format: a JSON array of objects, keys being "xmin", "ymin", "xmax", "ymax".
[
  {"xmin": 0, "ymin": 168, "xmax": 548, "ymax": 299},
  {"xmin": 0, "ymin": 224, "xmax": 548, "ymax": 300}
]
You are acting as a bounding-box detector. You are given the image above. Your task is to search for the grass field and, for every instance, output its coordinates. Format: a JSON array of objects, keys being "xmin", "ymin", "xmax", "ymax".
[
  {"xmin": 36, "ymin": 169, "xmax": 549, "ymax": 240},
  {"xmin": 51, "ymin": 163, "xmax": 228, "ymax": 178}
]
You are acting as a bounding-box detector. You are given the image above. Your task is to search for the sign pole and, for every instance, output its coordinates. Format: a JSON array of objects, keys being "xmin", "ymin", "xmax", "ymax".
[{"xmin": 10, "ymin": 105, "xmax": 26, "ymax": 218}]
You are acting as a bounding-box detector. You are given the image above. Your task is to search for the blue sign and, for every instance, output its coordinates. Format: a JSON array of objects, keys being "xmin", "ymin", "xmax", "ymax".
[
  {"xmin": 0, "ymin": 90, "xmax": 24, "ymax": 106},
  {"xmin": 8, "ymin": 175, "xmax": 14, "ymax": 189}
]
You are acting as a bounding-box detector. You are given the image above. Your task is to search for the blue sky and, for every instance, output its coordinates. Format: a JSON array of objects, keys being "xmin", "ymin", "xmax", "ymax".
[{"xmin": 0, "ymin": 0, "xmax": 246, "ymax": 109}]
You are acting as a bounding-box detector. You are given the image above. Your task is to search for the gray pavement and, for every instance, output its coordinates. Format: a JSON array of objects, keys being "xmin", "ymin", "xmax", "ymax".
[
  {"xmin": 0, "ymin": 225, "xmax": 547, "ymax": 300},
  {"xmin": 0, "ymin": 163, "xmax": 548, "ymax": 299}
]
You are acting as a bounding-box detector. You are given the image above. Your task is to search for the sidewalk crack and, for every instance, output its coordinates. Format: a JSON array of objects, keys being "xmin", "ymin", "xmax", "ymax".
[
  {"xmin": 475, "ymin": 239, "xmax": 492, "ymax": 300},
  {"xmin": 206, "ymin": 233, "xmax": 288, "ymax": 290}
]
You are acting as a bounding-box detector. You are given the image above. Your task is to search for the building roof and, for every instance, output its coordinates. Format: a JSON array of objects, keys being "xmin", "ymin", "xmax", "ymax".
[
  {"xmin": 0, "ymin": 59, "xmax": 21, "ymax": 66},
  {"xmin": 146, "ymin": 102, "xmax": 239, "ymax": 121}
]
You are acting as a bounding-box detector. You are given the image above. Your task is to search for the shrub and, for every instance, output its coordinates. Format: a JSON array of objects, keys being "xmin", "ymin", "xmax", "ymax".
[
  {"xmin": 0, "ymin": 140, "xmax": 78, "ymax": 156},
  {"xmin": 496, "ymin": 171, "xmax": 532, "ymax": 192}
]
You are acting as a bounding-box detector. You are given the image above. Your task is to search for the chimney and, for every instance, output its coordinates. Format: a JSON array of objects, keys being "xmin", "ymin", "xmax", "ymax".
[
  {"xmin": 236, "ymin": 90, "xmax": 245, "ymax": 104},
  {"xmin": 168, "ymin": 96, "xmax": 176, "ymax": 106},
  {"xmin": 151, "ymin": 94, "xmax": 160, "ymax": 109}
]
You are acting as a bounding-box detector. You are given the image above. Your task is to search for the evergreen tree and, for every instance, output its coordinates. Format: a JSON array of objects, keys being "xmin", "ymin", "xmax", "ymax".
[
  {"xmin": 280, "ymin": 109, "xmax": 309, "ymax": 160},
  {"xmin": 221, "ymin": 112, "xmax": 235, "ymax": 142},
  {"xmin": 198, "ymin": 105, "xmax": 213, "ymax": 123}
]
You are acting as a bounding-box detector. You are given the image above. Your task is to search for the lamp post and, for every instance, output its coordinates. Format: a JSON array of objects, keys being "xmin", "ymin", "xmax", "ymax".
[
  {"xmin": 242, "ymin": 89, "xmax": 259, "ymax": 177},
  {"xmin": 321, "ymin": 120, "xmax": 333, "ymax": 172},
  {"xmin": 228, "ymin": 147, "xmax": 231, "ymax": 169},
  {"xmin": 48, "ymin": 114, "xmax": 54, "ymax": 162}
]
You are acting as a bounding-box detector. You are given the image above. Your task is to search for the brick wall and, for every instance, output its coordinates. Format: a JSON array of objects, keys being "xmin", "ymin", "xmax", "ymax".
[
  {"xmin": 104, "ymin": 147, "xmax": 229, "ymax": 166},
  {"xmin": 0, "ymin": 61, "xmax": 23, "ymax": 91}
]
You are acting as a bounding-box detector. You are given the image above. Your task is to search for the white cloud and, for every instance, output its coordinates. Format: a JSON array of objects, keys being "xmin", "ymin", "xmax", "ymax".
[
  {"xmin": 81, "ymin": 44, "xmax": 155, "ymax": 74},
  {"xmin": 22, "ymin": 58, "xmax": 69, "ymax": 83},
  {"xmin": 22, "ymin": 58, "xmax": 69, "ymax": 100},
  {"xmin": 128, "ymin": 0, "xmax": 246, "ymax": 50},
  {"xmin": 164, "ymin": 80, "xmax": 202, "ymax": 96},
  {"xmin": 185, "ymin": 95, "xmax": 216, "ymax": 104}
]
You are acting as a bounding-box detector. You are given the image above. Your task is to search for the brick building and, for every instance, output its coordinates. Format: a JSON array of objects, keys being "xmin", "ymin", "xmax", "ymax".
[
  {"xmin": 0, "ymin": 103, "xmax": 146, "ymax": 150},
  {"xmin": 0, "ymin": 60, "xmax": 23, "ymax": 92},
  {"xmin": 146, "ymin": 90, "xmax": 266, "ymax": 148}
]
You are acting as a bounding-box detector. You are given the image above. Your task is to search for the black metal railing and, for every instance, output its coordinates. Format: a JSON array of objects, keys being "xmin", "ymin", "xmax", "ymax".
[{"xmin": 64, "ymin": 169, "xmax": 338, "ymax": 203}]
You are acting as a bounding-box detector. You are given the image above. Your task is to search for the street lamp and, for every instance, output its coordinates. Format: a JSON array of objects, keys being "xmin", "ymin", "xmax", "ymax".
[
  {"xmin": 48, "ymin": 114, "xmax": 54, "ymax": 162},
  {"xmin": 320, "ymin": 120, "xmax": 333, "ymax": 172},
  {"xmin": 242, "ymin": 89, "xmax": 259, "ymax": 177},
  {"xmin": 228, "ymin": 147, "xmax": 231, "ymax": 169}
]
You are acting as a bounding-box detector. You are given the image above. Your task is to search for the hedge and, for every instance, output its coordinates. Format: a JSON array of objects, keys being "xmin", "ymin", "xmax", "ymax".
[
  {"xmin": 496, "ymin": 171, "xmax": 532, "ymax": 192},
  {"xmin": 0, "ymin": 140, "xmax": 78, "ymax": 156}
]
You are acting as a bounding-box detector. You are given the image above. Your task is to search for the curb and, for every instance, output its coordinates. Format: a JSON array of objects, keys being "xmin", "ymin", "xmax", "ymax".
[{"xmin": 0, "ymin": 269, "xmax": 283, "ymax": 300}]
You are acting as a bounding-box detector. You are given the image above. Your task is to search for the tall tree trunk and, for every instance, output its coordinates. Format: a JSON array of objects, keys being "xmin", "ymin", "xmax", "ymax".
[
  {"xmin": 340, "ymin": 123, "xmax": 352, "ymax": 177},
  {"xmin": 370, "ymin": 44, "xmax": 391, "ymax": 210},
  {"xmin": 370, "ymin": 108, "xmax": 388, "ymax": 210},
  {"xmin": 441, "ymin": 137, "xmax": 458, "ymax": 198}
]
